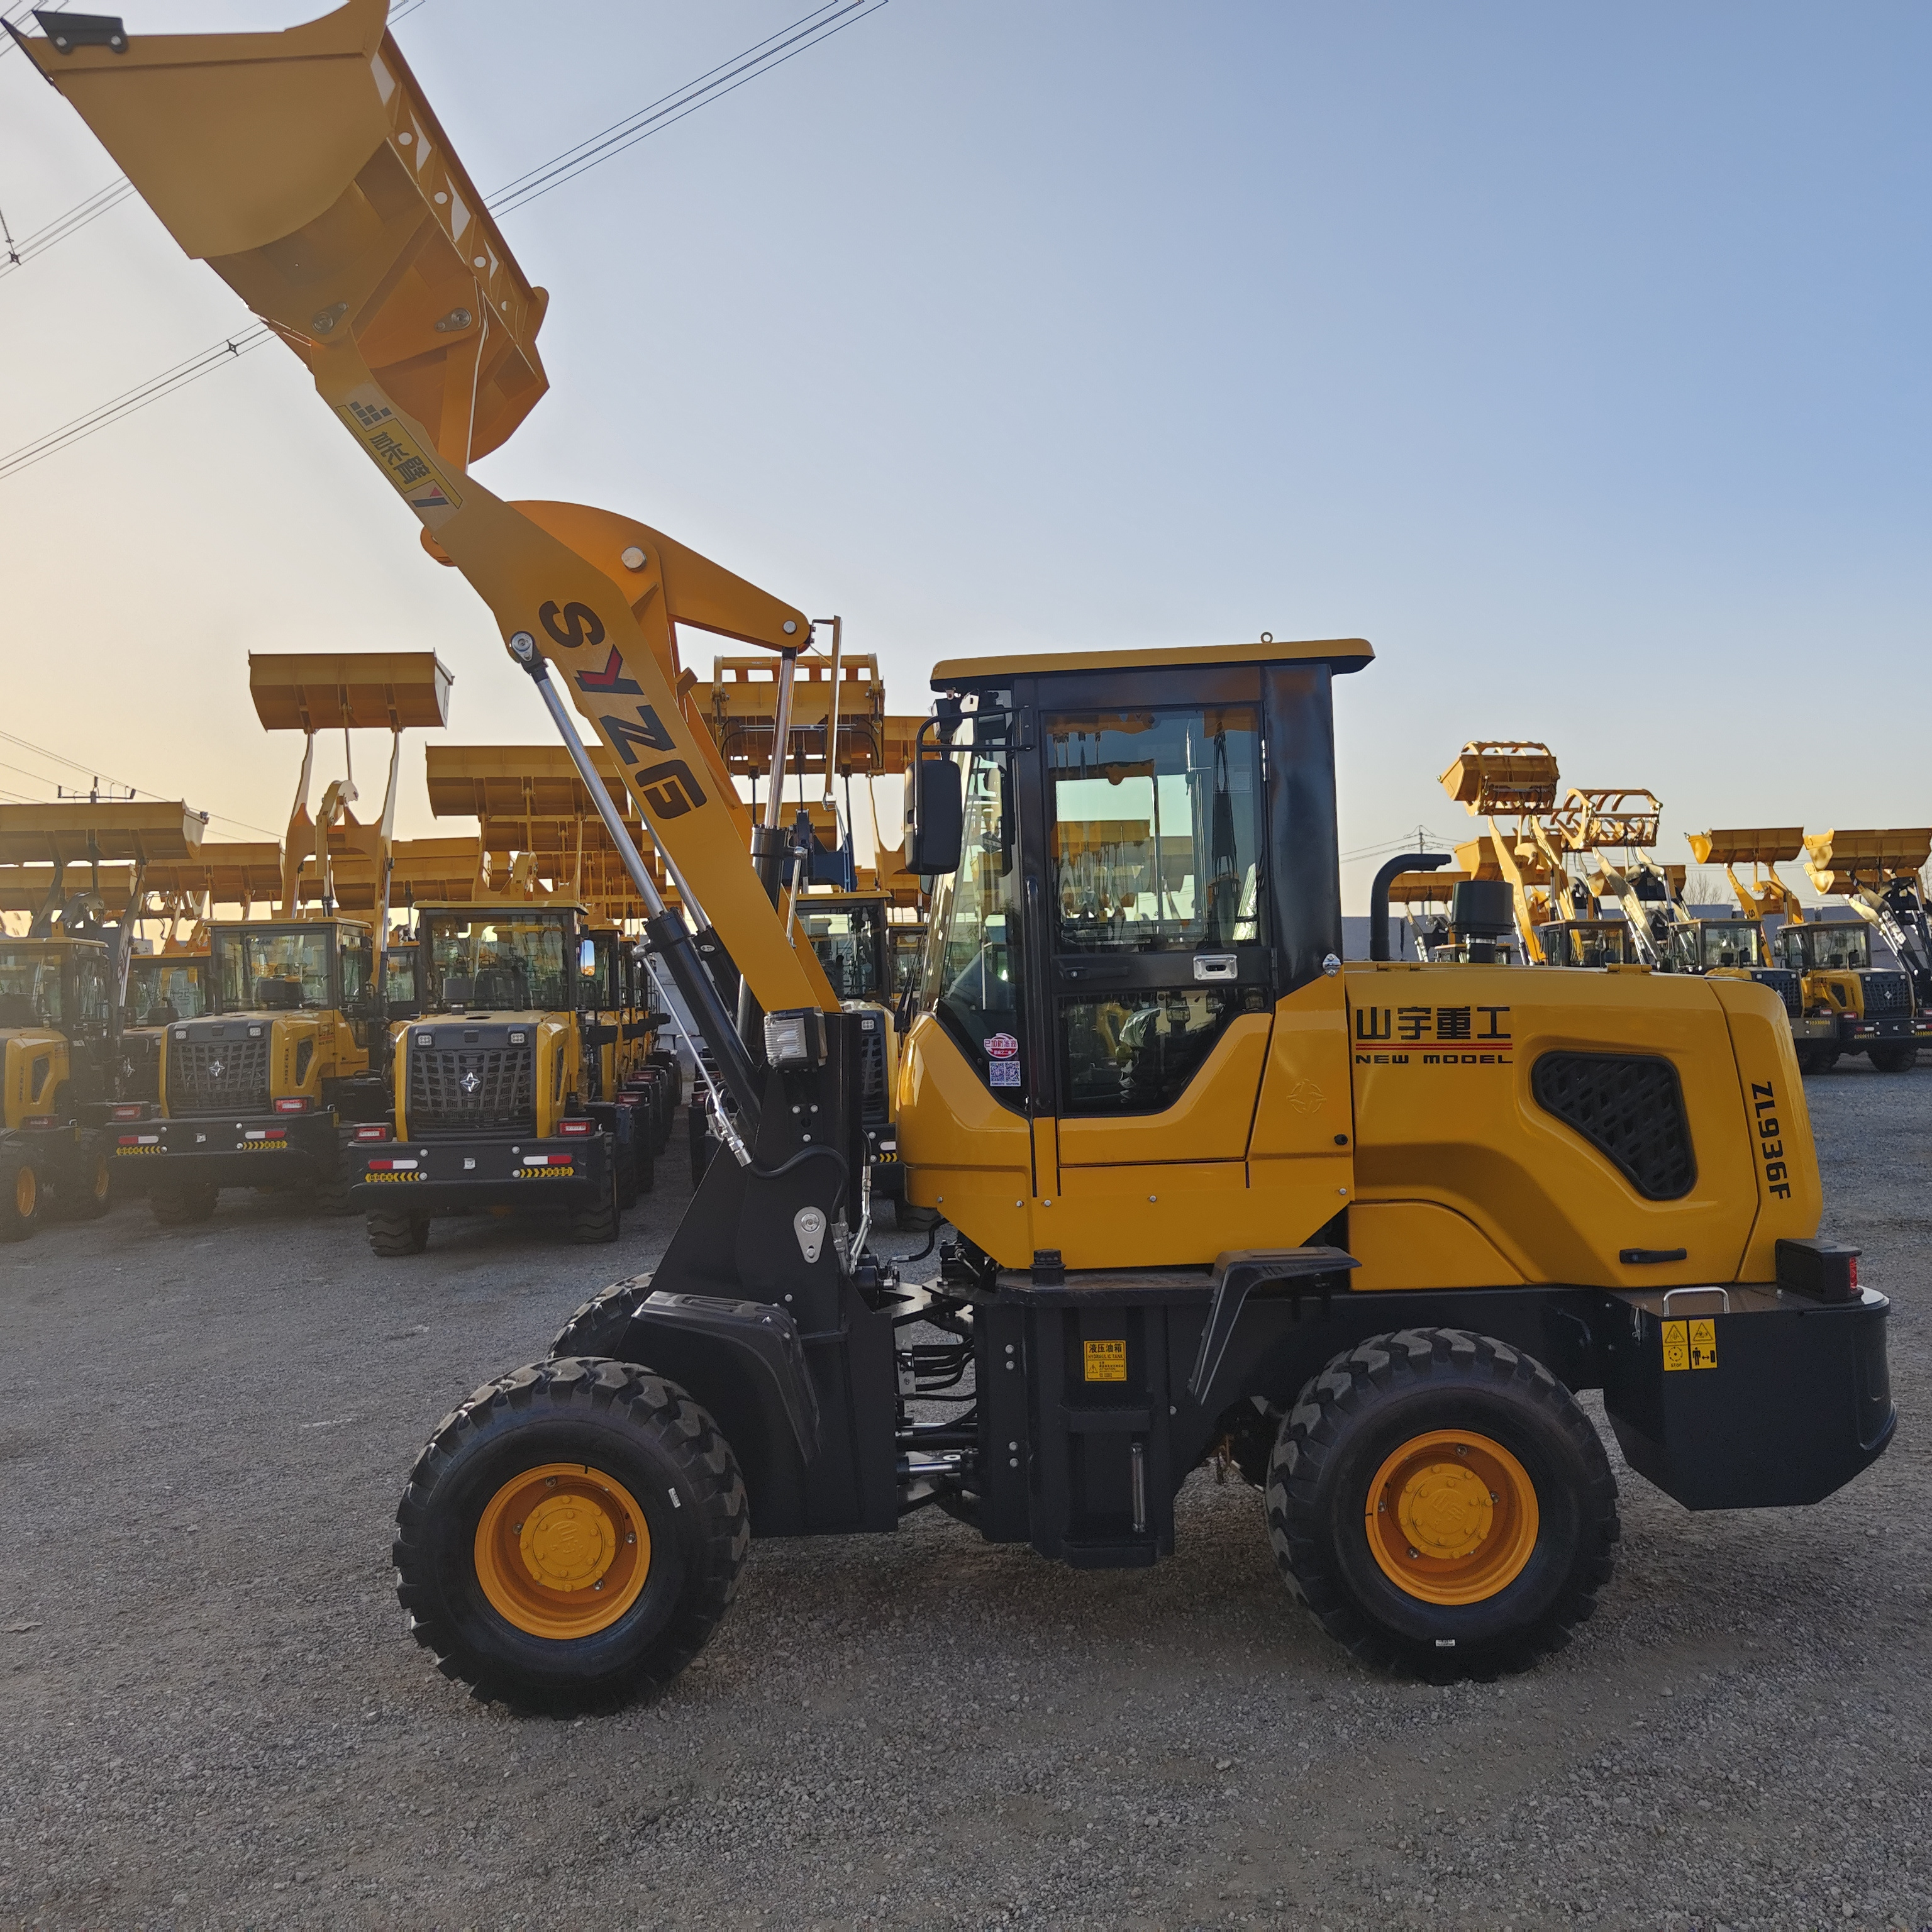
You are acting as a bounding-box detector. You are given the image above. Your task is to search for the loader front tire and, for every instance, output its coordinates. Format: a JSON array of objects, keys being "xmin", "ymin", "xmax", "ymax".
[
  {"xmin": 150, "ymin": 1179, "xmax": 218, "ymax": 1226},
  {"xmin": 368, "ymin": 1210, "xmax": 431, "ymax": 1257},
  {"xmin": 1867, "ymin": 1043, "xmax": 1917, "ymax": 1074},
  {"xmin": 394, "ymin": 1357, "xmax": 748, "ymax": 1712},
  {"xmin": 1796, "ymin": 1045, "xmax": 1840, "ymax": 1075},
  {"xmin": 1266, "ymin": 1328, "xmax": 1617, "ymax": 1679}
]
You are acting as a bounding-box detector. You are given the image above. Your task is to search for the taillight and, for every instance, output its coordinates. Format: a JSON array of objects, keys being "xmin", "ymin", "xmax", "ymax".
[
  {"xmin": 355, "ymin": 1124, "xmax": 389, "ymax": 1142},
  {"xmin": 111, "ymin": 1103, "xmax": 145, "ymax": 1121},
  {"xmin": 558, "ymin": 1119, "xmax": 596, "ymax": 1138},
  {"xmin": 21, "ymin": 1115, "xmax": 55, "ymax": 1129},
  {"xmin": 274, "ymin": 1097, "xmax": 309, "ymax": 1114}
]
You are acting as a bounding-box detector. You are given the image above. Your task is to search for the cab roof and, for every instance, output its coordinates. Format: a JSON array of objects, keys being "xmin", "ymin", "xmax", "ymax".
[{"xmin": 931, "ymin": 638, "xmax": 1374, "ymax": 689}]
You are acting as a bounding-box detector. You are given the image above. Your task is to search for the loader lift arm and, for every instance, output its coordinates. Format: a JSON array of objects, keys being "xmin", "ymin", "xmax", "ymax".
[{"xmin": 19, "ymin": 0, "xmax": 838, "ymax": 1130}]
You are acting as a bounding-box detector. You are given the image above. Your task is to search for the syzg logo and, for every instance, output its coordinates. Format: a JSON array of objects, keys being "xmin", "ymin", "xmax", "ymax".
[
  {"xmin": 635, "ymin": 760, "xmax": 706, "ymax": 819},
  {"xmin": 538, "ymin": 599, "xmax": 606, "ymax": 650}
]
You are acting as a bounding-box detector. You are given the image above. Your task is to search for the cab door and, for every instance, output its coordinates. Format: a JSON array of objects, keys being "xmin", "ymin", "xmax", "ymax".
[
  {"xmin": 65, "ymin": 948, "xmax": 114, "ymax": 1111},
  {"xmin": 1034, "ymin": 679, "xmax": 1287, "ymax": 1265}
]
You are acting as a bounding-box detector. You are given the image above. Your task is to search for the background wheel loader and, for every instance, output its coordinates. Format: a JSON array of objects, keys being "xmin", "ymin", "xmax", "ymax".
[{"xmin": 32, "ymin": 0, "xmax": 1895, "ymax": 1710}]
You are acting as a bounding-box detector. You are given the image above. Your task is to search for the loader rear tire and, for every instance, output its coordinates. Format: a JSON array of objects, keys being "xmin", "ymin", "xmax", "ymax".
[
  {"xmin": 567, "ymin": 1160, "xmax": 621, "ymax": 1246},
  {"xmin": 368, "ymin": 1210, "xmax": 431, "ymax": 1257},
  {"xmin": 1796, "ymin": 1045, "xmax": 1840, "ymax": 1074},
  {"xmin": 393, "ymin": 1356, "xmax": 748, "ymax": 1712},
  {"xmin": 1266, "ymin": 1327, "xmax": 1618, "ymax": 1679},
  {"xmin": 550, "ymin": 1274, "xmax": 654, "ymax": 1360},
  {"xmin": 0, "ymin": 1151, "xmax": 42, "ymax": 1241},
  {"xmin": 313, "ymin": 1155, "xmax": 356, "ymax": 1216},
  {"xmin": 150, "ymin": 1179, "xmax": 218, "ymax": 1226},
  {"xmin": 614, "ymin": 1141, "xmax": 640, "ymax": 1212},
  {"xmin": 55, "ymin": 1140, "xmax": 112, "ymax": 1221},
  {"xmin": 1867, "ymin": 1043, "xmax": 1917, "ymax": 1074}
]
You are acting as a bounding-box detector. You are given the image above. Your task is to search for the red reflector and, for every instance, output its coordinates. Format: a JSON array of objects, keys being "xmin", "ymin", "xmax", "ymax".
[
  {"xmin": 368, "ymin": 1159, "xmax": 394, "ymax": 1171},
  {"xmin": 1849, "ymin": 1257, "xmax": 1859, "ymax": 1290},
  {"xmin": 355, "ymin": 1124, "xmax": 388, "ymax": 1141},
  {"xmin": 21, "ymin": 1116, "xmax": 55, "ymax": 1129},
  {"xmin": 274, "ymin": 1097, "xmax": 309, "ymax": 1114},
  {"xmin": 558, "ymin": 1119, "xmax": 595, "ymax": 1136},
  {"xmin": 116, "ymin": 1136, "xmax": 140, "ymax": 1146}
]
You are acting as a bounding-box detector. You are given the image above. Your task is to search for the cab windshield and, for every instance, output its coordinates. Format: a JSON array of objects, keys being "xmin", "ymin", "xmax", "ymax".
[
  {"xmin": 421, "ymin": 913, "xmax": 572, "ymax": 1011},
  {"xmin": 1548, "ymin": 923, "xmax": 1631, "ymax": 967},
  {"xmin": 1789, "ymin": 923, "xmax": 1872, "ymax": 972},
  {"xmin": 129, "ymin": 957, "xmax": 209, "ymax": 1023},
  {"xmin": 213, "ymin": 927, "xmax": 337, "ymax": 1011},
  {"xmin": 1695, "ymin": 922, "xmax": 1763, "ymax": 970},
  {"xmin": 0, "ymin": 945, "xmax": 63, "ymax": 1028}
]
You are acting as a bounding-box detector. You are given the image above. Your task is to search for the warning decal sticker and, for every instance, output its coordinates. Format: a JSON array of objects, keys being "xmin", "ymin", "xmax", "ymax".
[
  {"xmin": 335, "ymin": 391, "xmax": 464, "ymax": 524},
  {"xmin": 1083, "ymin": 1338, "xmax": 1127, "ymax": 1383}
]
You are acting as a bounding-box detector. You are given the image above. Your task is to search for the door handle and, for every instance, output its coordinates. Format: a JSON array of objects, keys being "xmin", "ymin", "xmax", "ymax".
[
  {"xmin": 1062, "ymin": 963, "xmax": 1128, "ymax": 984},
  {"xmin": 1192, "ymin": 953, "xmax": 1239, "ymax": 982}
]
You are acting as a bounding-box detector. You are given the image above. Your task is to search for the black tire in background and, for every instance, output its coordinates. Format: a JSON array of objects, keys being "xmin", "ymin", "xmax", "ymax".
[
  {"xmin": 55, "ymin": 1139, "xmax": 112, "ymax": 1221},
  {"xmin": 368, "ymin": 1210, "xmax": 431, "ymax": 1257},
  {"xmin": 394, "ymin": 1357, "xmax": 748, "ymax": 1712},
  {"xmin": 1867, "ymin": 1043, "xmax": 1918, "ymax": 1074},
  {"xmin": 567, "ymin": 1152, "xmax": 621, "ymax": 1246},
  {"xmin": 1266, "ymin": 1327, "xmax": 1618, "ymax": 1679},
  {"xmin": 150, "ymin": 1179, "xmax": 218, "ymax": 1226},
  {"xmin": 0, "ymin": 1150, "xmax": 41, "ymax": 1241}
]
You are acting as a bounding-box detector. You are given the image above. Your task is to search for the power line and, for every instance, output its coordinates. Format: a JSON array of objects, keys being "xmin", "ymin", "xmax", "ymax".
[
  {"xmin": 0, "ymin": 725, "xmax": 279, "ymax": 838},
  {"xmin": 0, "ymin": 0, "xmax": 889, "ymax": 477}
]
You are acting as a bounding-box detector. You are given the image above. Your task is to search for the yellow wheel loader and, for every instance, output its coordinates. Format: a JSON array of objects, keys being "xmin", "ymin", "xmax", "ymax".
[
  {"xmin": 33, "ymin": 0, "xmax": 1895, "ymax": 1707},
  {"xmin": 1799, "ymin": 830, "xmax": 1931, "ymax": 1072},
  {"xmin": 346, "ymin": 901, "xmax": 641, "ymax": 1255}
]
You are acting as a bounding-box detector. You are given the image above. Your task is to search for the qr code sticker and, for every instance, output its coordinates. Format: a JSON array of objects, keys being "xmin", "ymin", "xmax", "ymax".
[{"xmin": 988, "ymin": 1060, "xmax": 1021, "ymax": 1088}]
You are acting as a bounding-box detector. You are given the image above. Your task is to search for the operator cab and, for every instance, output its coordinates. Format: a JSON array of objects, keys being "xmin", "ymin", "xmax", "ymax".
[
  {"xmin": 125, "ymin": 953, "xmax": 211, "ymax": 1028},
  {"xmin": 417, "ymin": 906, "xmax": 581, "ymax": 1016},
  {"xmin": 1665, "ymin": 920, "xmax": 1765, "ymax": 974},
  {"xmin": 0, "ymin": 938, "xmax": 116, "ymax": 1114},
  {"xmin": 208, "ymin": 919, "xmax": 376, "ymax": 1038},
  {"xmin": 916, "ymin": 640, "xmax": 1367, "ymax": 1131},
  {"xmin": 1777, "ymin": 921, "xmax": 1872, "ymax": 975},
  {"xmin": 1536, "ymin": 919, "xmax": 1635, "ymax": 969}
]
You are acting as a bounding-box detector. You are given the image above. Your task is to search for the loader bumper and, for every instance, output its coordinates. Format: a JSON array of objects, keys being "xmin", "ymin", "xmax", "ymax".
[
  {"xmin": 1599, "ymin": 1280, "xmax": 1894, "ymax": 1510},
  {"xmin": 120, "ymin": 1112, "xmax": 340, "ymax": 1186},
  {"xmin": 347, "ymin": 1132, "xmax": 609, "ymax": 1214}
]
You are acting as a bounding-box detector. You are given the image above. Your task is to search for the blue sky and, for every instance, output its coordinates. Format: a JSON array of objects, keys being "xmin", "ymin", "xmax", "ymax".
[{"xmin": 3, "ymin": 1, "xmax": 1926, "ymax": 902}]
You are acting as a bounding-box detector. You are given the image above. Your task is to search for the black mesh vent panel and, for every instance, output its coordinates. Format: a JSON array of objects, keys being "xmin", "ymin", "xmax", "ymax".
[
  {"xmin": 167, "ymin": 1036, "xmax": 269, "ymax": 1116},
  {"xmin": 409, "ymin": 1045, "xmax": 535, "ymax": 1132},
  {"xmin": 1531, "ymin": 1052, "xmax": 1696, "ymax": 1201},
  {"xmin": 1751, "ymin": 969, "xmax": 1802, "ymax": 1019},
  {"xmin": 856, "ymin": 1018, "xmax": 889, "ymax": 1131},
  {"xmin": 1862, "ymin": 972, "xmax": 1911, "ymax": 1018}
]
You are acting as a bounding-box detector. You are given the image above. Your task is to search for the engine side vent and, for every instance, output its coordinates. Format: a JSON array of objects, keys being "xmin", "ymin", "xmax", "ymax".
[
  {"xmin": 1750, "ymin": 968, "xmax": 1802, "ymax": 1019},
  {"xmin": 1531, "ymin": 1052, "xmax": 1696, "ymax": 1201}
]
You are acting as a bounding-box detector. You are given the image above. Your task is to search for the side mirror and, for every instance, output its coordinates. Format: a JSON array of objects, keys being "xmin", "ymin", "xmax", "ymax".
[
  {"xmin": 908, "ymin": 757, "xmax": 963, "ymax": 875},
  {"xmin": 579, "ymin": 938, "xmax": 599, "ymax": 977}
]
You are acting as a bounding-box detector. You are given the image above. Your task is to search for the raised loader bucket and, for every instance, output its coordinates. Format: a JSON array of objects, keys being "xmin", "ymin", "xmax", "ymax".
[
  {"xmin": 1548, "ymin": 786, "xmax": 1661, "ymax": 853},
  {"xmin": 17, "ymin": 0, "xmax": 550, "ymax": 472},
  {"xmin": 1439, "ymin": 741, "xmax": 1561, "ymax": 814},
  {"xmin": 1687, "ymin": 828, "xmax": 1805, "ymax": 868},
  {"xmin": 1803, "ymin": 828, "xmax": 1932, "ymax": 894},
  {"xmin": 249, "ymin": 651, "xmax": 453, "ymax": 733},
  {"xmin": 0, "ymin": 800, "xmax": 206, "ymax": 866}
]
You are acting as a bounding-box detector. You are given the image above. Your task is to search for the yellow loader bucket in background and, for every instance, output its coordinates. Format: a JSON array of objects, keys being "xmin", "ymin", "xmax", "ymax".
[
  {"xmin": 1803, "ymin": 828, "xmax": 1932, "ymax": 894},
  {"xmin": 248, "ymin": 652, "xmax": 453, "ymax": 733},
  {"xmin": 1547, "ymin": 786, "xmax": 1662, "ymax": 853},
  {"xmin": 1439, "ymin": 741, "xmax": 1561, "ymax": 815},
  {"xmin": 1687, "ymin": 828, "xmax": 1805, "ymax": 867},
  {"xmin": 0, "ymin": 800, "xmax": 207, "ymax": 866}
]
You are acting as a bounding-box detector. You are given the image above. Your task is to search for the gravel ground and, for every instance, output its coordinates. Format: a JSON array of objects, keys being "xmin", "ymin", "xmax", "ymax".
[{"xmin": 1, "ymin": 1065, "xmax": 1928, "ymax": 1932}]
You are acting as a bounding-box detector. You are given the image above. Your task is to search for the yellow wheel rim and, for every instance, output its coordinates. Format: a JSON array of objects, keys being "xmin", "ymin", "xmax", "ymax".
[
  {"xmin": 1365, "ymin": 1429, "xmax": 1539, "ymax": 1606},
  {"xmin": 473, "ymin": 1461, "xmax": 652, "ymax": 1640},
  {"xmin": 14, "ymin": 1166, "xmax": 35, "ymax": 1219},
  {"xmin": 91, "ymin": 1158, "xmax": 109, "ymax": 1203}
]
